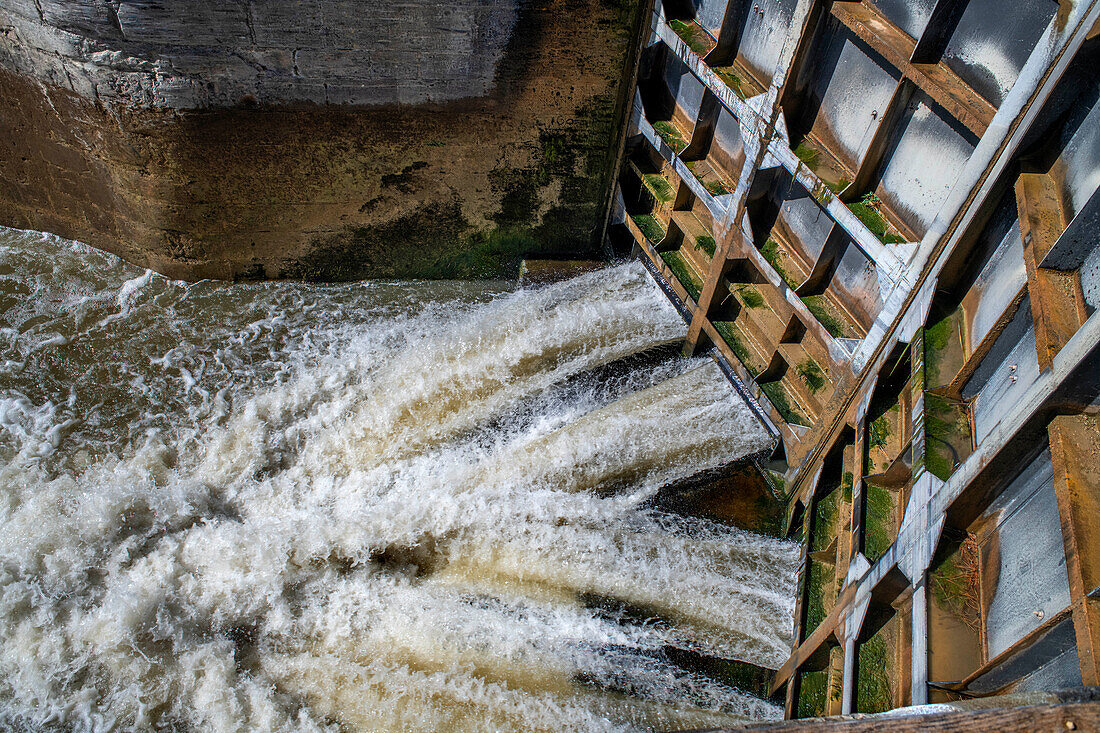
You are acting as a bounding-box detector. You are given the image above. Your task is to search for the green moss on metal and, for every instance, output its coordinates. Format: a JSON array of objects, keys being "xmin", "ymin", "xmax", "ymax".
[
  {"xmin": 739, "ymin": 285, "xmax": 765, "ymax": 308},
  {"xmin": 669, "ymin": 19, "xmax": 713, "ymax": 56},
  {"xmin": 923, "ymin": 313, "xmax": 956, "ymax": 388},
  {"xmin": 642, "ymin": 172, "xmax": 675, "ymax": 202},
  {"xmin": 714, "ymin": 321, "xmax": 762, "ymax": 376},
  {"xmin": 713, "ymin": 66, "xmax": 750, "ymax": 99},
  {"xmin": 847, "ymin": 194, "xmax": 906, "ymax": 245},
  {"xmin": 798, "ymin": 358, "xmax": 827, "ymax": 393},
  {"xmin": 760, "ymin": 238, "xmax": 799, "ymax": 289},
  {"xmin": 801, "ymin": 295, "xmax": 849, "ymax": 339},
  {"xmin": 924, "ymin": 392, "xmax": 970, "ymax": 481},
  {"xmin": 863, "ymin": 483, "xmax": 893, "ymax": 561},
  {"xmin": 686, "ymin": 160, "xmax": 731, "ymax": 196},
  {"xmin": 652, "ymin": 121, "xmax": 689, "ymax": 154},
  {"xmin": 856, "ymin": 630, "xmax": 893, "ymax": 713},
  {"xmin": 661, "ymin": 250, "xmax": 702, "ymax": 301},
  {"xmin": 811, "ymin": 488, "xmax": 839, "ymax": 554},
  {"xmin": 798, "ymin": 669, "xmax": 829, "ymax": 718},
  {"xmin": 705, "ymin": 178, "xmax": 730, "ymax": 196},
  {"xmin": 695, "ymin": 234, "xmax": 716, "ymax": 257},
  {"xmin": 632, "ymin": 214, "xmax": 666, "ymax": 243},
  {"xmin": 795, "ymin": 140, "xmax": 820, "ymax": 170},
  {"xmin": 868, "ymin": 413, "xmax": 890, "ymax": 449},
  {"xmin": 768, "ymin": 470, "xmax": 787, "ymax": 497},
  {"xmin": 761, "ymin": 380, "xmax": 804, "ymax": 425},
  {"xmin": 804, "ymin": 559, "xmax": 831, "ymax": 633}
]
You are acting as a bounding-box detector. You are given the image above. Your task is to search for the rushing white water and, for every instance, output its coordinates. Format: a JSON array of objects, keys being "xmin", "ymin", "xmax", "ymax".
[{"xmin": 0, "ymin": 228, "xmax": 799, "ymax": 732}]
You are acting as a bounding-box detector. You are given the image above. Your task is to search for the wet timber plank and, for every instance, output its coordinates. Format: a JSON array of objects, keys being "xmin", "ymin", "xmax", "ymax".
[{"xmin": 721, "ymin": 697, "xmax": 1100, "ymax": 730}]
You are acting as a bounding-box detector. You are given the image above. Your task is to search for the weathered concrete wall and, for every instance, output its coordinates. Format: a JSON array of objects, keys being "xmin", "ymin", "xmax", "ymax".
[
  {"xmin": 0, "ymin": 0, "xmax": 522, "ymax": 108},
  {"xmin": 0, "ymin": 0, "xmax": 642, "ymax": 279}
]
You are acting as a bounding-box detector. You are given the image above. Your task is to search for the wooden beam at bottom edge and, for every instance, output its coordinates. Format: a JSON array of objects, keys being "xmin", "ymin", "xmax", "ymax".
[{"xmin": 700, "ymin": 691, "xmax": 1100, "ymax": 732}]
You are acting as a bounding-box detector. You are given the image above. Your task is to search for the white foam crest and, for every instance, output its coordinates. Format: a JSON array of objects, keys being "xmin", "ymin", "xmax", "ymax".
[{"xmin": 196, "ymin": 264, "xmax": 685, "ymax": 486}]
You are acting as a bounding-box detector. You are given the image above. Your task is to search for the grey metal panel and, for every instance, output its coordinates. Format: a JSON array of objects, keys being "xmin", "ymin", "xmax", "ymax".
[
  {"xmin": 714, "ymin": 106, "xmax": 744, "ymax": 150},
  {"xmin": 941, "ymin": 0, "xmax": 1058, "ymax": 107},
  {"xmin": 1011, "ymin": 646, "xmax": 1084, "ymax": 693},
  {"xmin": 695, "ymin": 0, "xmax": 731, "ymax": 38},
  {"xmin": 775, "ymin": 176, "xmax": 834, "ymax": 263},
  {"xmin": 805, "ymin": 25, "xmax": 900, "ymax": 171},
  {"xmin": 963, "ymin": 298, "xmax": 1030, "ymax": 400},
  {"xmin": 736, "ymin": 0, "xmax": 798, "ymax": 83},
  {"xmin": 866, "ymin": 0, "xmax": 936, "ymax": 41},
  {"xmin": 968, "ymin": 219, "xmax": 1025, "ymax": 352},
  {"xmin": 712, "ymin": 106, "xmax": 746, "ymax": 176},
  {"xmin": 874, "ymin": 92, "xmax": 976, "ymax": 237},
  {"xmin": 1057, "ymin": 93, "xmax": 1100, "ymax": 220},
  {"xmin": 969, "ymin": 312, "xmax": 1040, "ymax": 443},
  {"xmin": 833, "ymin": 238, "xmax": 882, "ymax": 326},
  {"xmin": 982, "ymin": 450, "xmax": 1072, "ymax": 659},
  {"xmin": 1082, "ymin": 241, "xmax": 1100, "ymax": 311},
  {"xmin": 665, "ymin": 52, "xmax": 707, "ymax": 124},
  {"xmin": 1042, "ymin": 187, "xmax": 1100, "ymax": 272},
  {"xmin": 970, "ymin": 612, "xmax": 1081, "ymax": 693}
]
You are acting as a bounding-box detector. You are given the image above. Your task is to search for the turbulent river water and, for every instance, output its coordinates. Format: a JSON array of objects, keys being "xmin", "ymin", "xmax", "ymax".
[{"xmin": 0, "ymin": 228, "xmax": 798, "ymax": 731}]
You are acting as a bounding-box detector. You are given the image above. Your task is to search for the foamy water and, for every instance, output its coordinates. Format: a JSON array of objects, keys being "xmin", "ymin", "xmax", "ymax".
[{"xmin": 0, "ymin": 228, "xmax": 798, "ymax": 731}]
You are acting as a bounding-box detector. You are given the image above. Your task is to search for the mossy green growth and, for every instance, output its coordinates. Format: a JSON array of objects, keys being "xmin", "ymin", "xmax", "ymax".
[
  {"xmin": 856, "ymin": 631, "xmax": 893, "ymax": 713},
  {"xmin": 761, "ymin": 380, "xmax": 804, "ymax": 425},
  {"xmin": 804, "ymin": 559, "xmax": 831, "ymax": 633},
  {"xmin": 794, "ymin": 140, "xmax": 821, "ymax": 170},
  {"xmin": 841, "ymin": 472, "xmax": 854, "ymax": 504},
  {"xmin": 438, "ymin": 229, "xmax": 537, "ymax": 279},
  {"xmin": 713, "ymin": 66, "xmax": 750, "ymax": 99},
  {"xmin": 848, "ymin": 194, "xmax": 906, "ymax": 245},
  {"xmin": 794, "ymin": 141, "xmax": 849, "ymax": 193},
  {"xmin": 292, "ymin": 92, "xmax": 620, "ymax": 280},
  {"xmin": 811, "ymin": 489, "xmax": 838, "ymax": 554},
  {"xmin": 669, "ymin": 19, "xmax": 714, "ymax": 56},
  {"xmin": 800, "ymin": 295, "xmax": 849, "ymax": 339},
  {"xmin": 829, "ymin": 673, "xmax": 844, "ymax": 703},
  {"xmin": 642, "ymin": 172, "xmax": 674, "ymax": 202},
  {"xmin": 632, "ymin": 214, "xmax": 666, "ymax": 243},
  {"xmin": 661, "ymin": 250, "xmax": 703, "ymax": 301},
  {"xmin": 652, "ymin": 121, "xmax": 689, "ymax": 154},
  {"xmin": 924, "ymin": 392, "xmax": 970, "ymax": 481},
  {"xmin": 760, "ymin": 238, "xmax": 799, "ymax": 289},
  {"xmin": 798, "ymin": 358, "xmax": 826, "ymax": 393},
  {"xmin": 713, "ymin": 659, "xmax": 774, "ymax": 698},
  {"xmin": 714, "ymin": 321, "xmax": 762, "ymax": 376},
  {"xmin": 706, "ymin": 179, "xmax": 730, "ymax": 196},
  {"xmin": 738, "ymin": 285, "xmax": 765, "ymax": 308},
  {"xmin": 868, "ymin": 413, "xmax": 890, "ymax": 450},
  {"xmin": 290, "ymin": 201, "xmax": 535, "ymax": 281},
  {"xmin": 695, "ymin": 234, "xmax": 716, "ymax": 257},
  {"xmin": 863, "ymin": 483, "xmax": 894, "ymax": 561},
  {"xmin": 767, "ymin": 470, "xmax": 787, "ymax": 498},
  {"xmin": 923, "ymin": 313, "xmax": 957, "ymax": 388},
  {"xmin": 687, "ymin": 160, "xmax": 731, "ymax": 196},
  {"xmin": 798, "ymin": 669, "xmax": 829, "ymax": 719}
]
